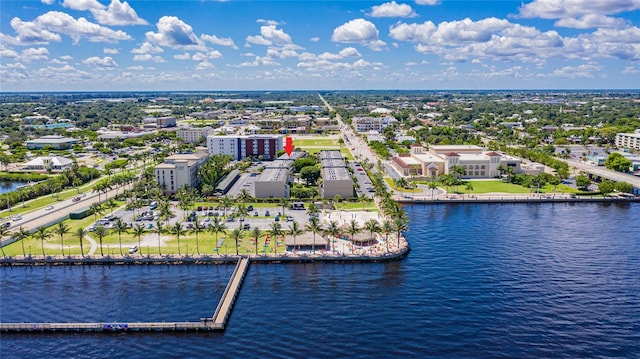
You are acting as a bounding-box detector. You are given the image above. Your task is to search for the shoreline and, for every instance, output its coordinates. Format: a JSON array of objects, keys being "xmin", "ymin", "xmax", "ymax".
[
  {"xmin": 395, "ymin": 194, "xmax": 640, "ymax": 204},
  {"xmin": 0, "ymin": 242, "xmax": 411, "ymax": 266}
]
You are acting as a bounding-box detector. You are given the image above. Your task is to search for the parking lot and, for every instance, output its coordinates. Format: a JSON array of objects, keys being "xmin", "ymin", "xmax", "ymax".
[
  {"xmin": 349, "ymin": 161, "xmax": 376, "ymax": 198},
  {"xmin": 89, "ymin": 202, "xmax": 315, "ymax": 233}
]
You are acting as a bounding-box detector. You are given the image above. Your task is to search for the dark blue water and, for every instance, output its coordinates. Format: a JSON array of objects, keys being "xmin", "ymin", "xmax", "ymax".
[
  {"xmin": 0, "ymin": 182, "xmax": 26, "ymax": 195},
  {"xmin": 2, "ymin": 203, "xmax": 639, "ymax": 358}
]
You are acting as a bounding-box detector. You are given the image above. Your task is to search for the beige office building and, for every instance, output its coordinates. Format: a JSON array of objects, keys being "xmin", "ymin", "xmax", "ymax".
[{"xmin": 154, "ymin": 150, "xmax": 209, "ymax": 194}]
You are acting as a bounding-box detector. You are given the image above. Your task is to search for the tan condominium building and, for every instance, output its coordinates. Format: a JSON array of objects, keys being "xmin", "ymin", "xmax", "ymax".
[
  {"xmin": 615, "ymin": 132, "xmax": 640, "ymax": 151},
  {"xmin": 154, "ymin": 149, "xmax": 209, "ymax": 194}
]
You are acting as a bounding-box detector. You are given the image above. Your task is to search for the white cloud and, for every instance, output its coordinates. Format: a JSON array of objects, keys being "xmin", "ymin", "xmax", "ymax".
[
  {"xmin": 246, "ymin": 25, "xmax": 294, "ymax": 46},
  {"xmin": 93, "ymin": 0, "xmax": 147, "ymax": 26},
  {"xmin": 430, "ymin": 18, "xmax": 512, "ymax": 45},
  {"xmin": 257, "ymin": 19, "xmax": 282, "ymax": 26},
  {"xmin": 555, "ymin": 14, "xmax": 628, "ymax": 29},
  {"xmin": 332, "ymin": 18, "xmax": 387, "ymax": 51},
  {"xmin": 192, "ymin": 50, "xmax": 222, "ymax": 61},
  {"xmin": 415, "ymin": 0, "xmax": 440, "ymax": 5},
  {"xmin": 201, "ymin": 34, "xmax": 238, "ymax": 49},
  {"xmin": 2, "ymin": 17, "xmax": 62, "ymax": 45},
  {"xmin": 549, "ymin": 63, "xmax": 602, "ymax": 78},
  {"xmin": 0, "ymin": 44, "xmax": 19, "ymax": 58},
  {"xmin": 63, "ymin": 0, "xmax": 146, "ymax": 26},
  {"xmin": 174, "ymin": 52, "xmax": 191, "ymax": 60},
  {"xmin": 82, "ymin": 55, "xmax": 118, "ymax": 69},
  {"xmin": 41, "ymin": 0, "xmax": 56, "ymax": 4},
  {"xmin": 518, "ymin": 0, "xmax": 640, "ymax": 19},
  {"xmin": 103, "ymin": 47, "xmax": 119, "ymax": 54},
  {"xmin": 622, "ymin": 66, "xmax": 639, "ymax": 74},
  {"xmin": 133, "ymin": 54, "xmax": 164, "ymax": 62},
  {"xmin": 370, "ymin": 1, "xmax": 417, "ymax": 18},
  {"xmin": 146, "ymin": 16, "xmax": 203, "ymax": 50},
  {"xmin": 339, "ymin": 47, "xmax": 362, "ymax": 57},
  {"xmin": 310, "ymin": 37, "xmax": 320, "ymax": 42},
  {"xmin": 131, "ymin": 41, "xmax": 163, "ymax": 54},
  {"xmin": 60, "ymin": 55, "xmax": 73, "ymax": 60},
  {"xmin": 126, "ymin": 65, "xmax": 144, "ymax": 70},
  {"xmin": 21, "ymin": 47, "xmax": 49, "ymax": 61},
  {"xmin": 195, "ymin": 61, "xmax": 213, "ymax": 70},
  {"xmin": 233, "ymin": 56, "xmax": 279, "ymax": 67},
  {"xmin": 33, "ymin": 11, "xmax": 131, "ymax": 44},
  {"xmin": 62, "ymin": 0, "xmax": 103, "ymax": 11}
]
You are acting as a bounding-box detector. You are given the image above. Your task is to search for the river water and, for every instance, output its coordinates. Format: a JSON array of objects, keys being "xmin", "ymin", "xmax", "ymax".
[
  {"xmin": 0, "ymin": 182, "xmax": 26, "ymax": 196},
  {"xmin": 1, "ymin": 203, "xmax": 639, "ymax": 358}
]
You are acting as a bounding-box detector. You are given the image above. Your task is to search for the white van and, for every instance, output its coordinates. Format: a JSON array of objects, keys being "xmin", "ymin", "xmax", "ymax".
[{"xmin": 128, "ymin": 245, "xmax": 138, "ymax": 254}]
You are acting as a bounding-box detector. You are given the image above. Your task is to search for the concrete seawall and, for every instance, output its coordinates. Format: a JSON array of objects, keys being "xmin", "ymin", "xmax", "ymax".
[{"xmin": 396, "ymin": 196, "xmax": 640, "ymax": 205}]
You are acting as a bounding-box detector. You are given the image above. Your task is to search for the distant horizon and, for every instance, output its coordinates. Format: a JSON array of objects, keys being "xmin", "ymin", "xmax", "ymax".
[{"xmin": 1, "ymin": 1, "xmax": 639, "ymax": 91}]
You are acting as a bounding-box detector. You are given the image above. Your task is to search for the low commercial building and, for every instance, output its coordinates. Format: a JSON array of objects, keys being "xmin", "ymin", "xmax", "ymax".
[
  {"xmin": 26, "ymin": 135, "xmax": 78, "ymax": 150},
  {"xmin": 253, "ymin": 152, "xmax": 306, "ymax": 198},
  {"xmin": 154, "ymin": 150, "xmax": 209, "ymax": 195},
  {"xmin": 320, "ymin": 150, "xmax": 353, "ymax": 199},
  {"xmin": 24, "ymin": 155, "xmax": 73, "ymax": 171},
  {"xmin": 615, "ymin": 131, "xmax": 640, "ymax": 151}
]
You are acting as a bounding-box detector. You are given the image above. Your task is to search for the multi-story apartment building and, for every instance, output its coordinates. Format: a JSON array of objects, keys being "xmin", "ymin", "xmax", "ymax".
[
  {"xmin": 176, "ymin": 127, "xmax": 217, "ymax": 144},
  {"xmin": 206, "ymin": 135, "xmax": 283, "ymax": 160},
  {"xmin": 320, "ymin": 150, "xmax": 353, "ymax": 199},
  {"xmin": 154, "ymin": 150, "xmax": 209, "ymax": 195},
  {"xmin": 615, "ymin": 131, "xmax": 640, "ymax": 151}
]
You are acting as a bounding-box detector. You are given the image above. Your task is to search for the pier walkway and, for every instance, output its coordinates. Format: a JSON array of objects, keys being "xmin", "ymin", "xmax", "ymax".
[{"xmin": 0, "ymin": 257, "xmax": 251, "ymax": 333}]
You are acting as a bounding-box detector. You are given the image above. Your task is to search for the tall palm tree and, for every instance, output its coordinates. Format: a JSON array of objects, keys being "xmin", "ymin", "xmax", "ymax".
[
  {"xmin": 251, "ymin": 227, "xmax": 261, "ymax": 255},
  {"xmin": 381, "ymin": 219, "xmax": 394, "ymax": 253},
  {"xmin": 236, "ymin": 203, "xmax": 248, "ymax": 229},
  {"xmin": 0, "ymin": 225, "xmax": 10, "ymax": 257},
  {"xmin": 34, "ymin": 226, "xmax": 51, "ymax": 257},
  {"xmin": 93, "ymin": 225, "xmax": 108, "ymax": 256},
  {"xmin": 113, "ymin": 218, "xmax": 128, "ymax": 256},
  {"xmin": 105, "ymin": 198, "xmax": 117, "ymax": 216},
  {"xmin": 220, "ymin": 195, "xmax": 233, "ymax": 216},
  {"xmin": 15, "ymin": 226, "xmax": 30, "ymax": 257},
  {"xmin": 209, "ymin": 217, "xmax": 227, "ymax": 255},
  {"xmin": 324, "ymin": 220, "xmax": 341, "ymax": 254},
  {"xmin": 171, "ymin": 222, "xmax": 187, "ymax": 256},
  {"xmin": 237, "ymin": 189, "xmax": 252, "ymax": 209},
  {"xmin": 305, "ymin": 217, "xmax": 322, "ymax": 253},
  {"xmin": 357, "ymin": 194, "xmax": 368, "ymax": 211},
  {"xmin": 191, "ymin": 220, "xmax": 205, "ymax": 255},
  {"xmin": 90, "ymin": 202, "xmax": 104, "ymax": 223},
  {"xmin": 74, "ymin": 227, "xmax": 86, "ymax": 257},
  {"xmin": 278, "ymin": 197, "xmax": 289, "ymax": 218},
  {"xmin": 153, "ymin": 221, "xmax": 164, "ymax": 256},
  {"xmin": 132, "ymin": 224, "xmax": 146, "ymax": 256},
  {"xmin": 393, "ymin": 213, "xmax": 409, "ymax": 249},
  {"xmin": 364, "ymin": 219, "xmax": 381, "ymax": 252},
  {"xmin": 306, "ymin": 202, "xmax": 319, "ymax": 218},
  {"xmin": 269, "ymin": 222, "xmax": 283, "ymax": 254},
  {"xmin": 53, "ymin": 221, "xmax": 70, "ymax": 256},
  {"xmin": 229, "ymin": 228, "xmax": 243, "ymax": 256},
  {"xmin": 346, "ymin": 219, "xmax": 361, "ymax": 250},
  {"xmin": 288, "ymin": 221, "xmax": 302, "ymax": 252}
]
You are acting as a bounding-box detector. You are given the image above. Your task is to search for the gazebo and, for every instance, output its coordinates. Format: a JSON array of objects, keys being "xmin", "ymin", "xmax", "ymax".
[{"xmin": 284, "ymin": 232, "xmax": 327, "ymax": 252}]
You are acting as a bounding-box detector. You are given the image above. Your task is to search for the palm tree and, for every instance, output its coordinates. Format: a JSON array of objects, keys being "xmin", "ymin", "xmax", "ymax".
[
  {"xmin": 220, "ymin": 195, "xmax": 233, "ymax": 216},
  {"xmin": 75, "ymin": 227, "xmax": 86, "ymax": 257},
  {"xmin": 306, "ymin": 202, "xmax": 319, "ymax": 218},
  {"xmin": 153, "ymin": 221, "xmax": 164, "ymax": 256},
  {"xmin": 357, "ymin": 193, "xmax": 368, "ymax": 211},
  {"xmin": 324, "ymin": 220, "xmax": 341, "ymax": 254},
  {"xmin": 209, "ymin": 217, "xmax": 227, "ymax": 255},
  {"xmin": 346, "ymin": 219, "xmax": 361, "ymax": 250},
  {"xmin": 33, "ymin": 227, "xmax": 50, "ymax": 257},
  {"xmin": 381, "ymin": 219, "xmax": 394, "ymax": 253},
  {"xmin": 428, "ymin": 181, "xmax": 438, "ymax": 198},
  {"xmin": 229, "ymin": 228, "xmax": 243, "ymax": 256},
  {"xmin": 15, "ymin": 226, "xmax": 30, "ymax": 257},
  {"xmin": 0, "ymin": 225, "xmax": 10, "ymax": 257},
  {"xmin": 364, "ymin": 219, "xmax": 381, "ymax": 252},
  {"xmin": 171, "ymin": 222, "xmax": 187, "ymax": 256},
  {"xmin": 269, "ymin": 222, "xmax": 283, "ymax": 254},
  {"xmin": 251, "ymin": 227, "xmax": 261, "ymax": 255},
  {"xmin": 132, "ymin": 224, "xmax": 146, "ymax": 256},
  {"xmin": 90, "ymin": 202, "xmax": 104, "ymax": 224},
  {"xmin": 288, "ymin": 221, "xmax": 302, "ymax": 252},
  {"xmin": 53, "ymin": 221, "xmax": 70, "ymax": 256},
  {"xmin": 113, "ymin": 218, "xmax": 128, "ymax": 256},
  {"xmin": 105, "ymin": 198, "xmax": 117, "ymax": 216},
  {"xmin": 93, "ymin": 225, "xmax": 108, "ymax": 256},
  {"xmin": 237, "ymin": 189, "xmax": 252, "ymax": 209},
  {"xmin": 278, "ymin": 197, "xmax": 289, "ymax": 218},
  {"xmin": 465, "ymin": 182, "xmax": 474, "ymax": 195},
  {"xmin": 191, "ymin": 220, "xmax": 205, "ymax": 255},
  {"xmin": 236, "ymin": 203, "xmax": 249, "ymax": 229},
  {"xmin": 305, "ymin": 217, "xmax": 322, "ymax": 253},
  {"xmin": 393, "ymin": 213, "xmax": 409, "ymax": 249}
]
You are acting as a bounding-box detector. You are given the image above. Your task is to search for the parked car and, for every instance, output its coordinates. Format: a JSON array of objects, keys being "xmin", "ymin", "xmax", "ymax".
[
  {"xmin": 128, "ymin": 245, "xmax": 138, "ymax": 254},
  {"xmin": 146, "ymin": 223, "xmax": 153, "ymax": 229},
  {"xmin": 12, "ymin": 215, "xmax": 21, "ymax": 221},
  {"xmin": 72, "ymin": 196, "xmax": 81, "ymax": 202},
  {"xmin": 247, "ymin": 205, "xmax": 254, "ymax": 211},
  {"xmin": 253, "ymin": 211, "xmax": 258, "ymax": 216},
  {"xmin": 265, "ymin": 210, "xmax": 270, "ymax": 216},
  {"xmin": 243, "ymin": 223, "xmax": 250, "ymax": 230},
  {"xmin": 274, "ymin": 216, "xmax": 280, "ymax": 222},
  {"xmin": 2, "ymin": 222, "xmax": 10, "ymax": 229}
]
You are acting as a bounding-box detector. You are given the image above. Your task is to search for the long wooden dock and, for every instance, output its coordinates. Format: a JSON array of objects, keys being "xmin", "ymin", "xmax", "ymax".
[{"xmin": 0, "ymin": 257, "xmax": 251, "ymax": 333}]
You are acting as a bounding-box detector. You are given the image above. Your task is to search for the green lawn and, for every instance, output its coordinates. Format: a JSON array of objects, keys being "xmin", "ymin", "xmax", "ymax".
[
  {"xmin": 384, "ymin": 177, "xmax": 424, "ymax": 193},
  {"xmin": 440, "ymin": 180, "xmax": 580, "ymax": 194},
  {"xmin": 295, "ymin": 138, "xmax": 340, "ymax": 147}
]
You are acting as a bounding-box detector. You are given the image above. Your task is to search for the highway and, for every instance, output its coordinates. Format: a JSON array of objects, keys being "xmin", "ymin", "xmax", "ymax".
[{"xmin": 564, "ymin": 159, "xmax": 640, "ymax": 191}]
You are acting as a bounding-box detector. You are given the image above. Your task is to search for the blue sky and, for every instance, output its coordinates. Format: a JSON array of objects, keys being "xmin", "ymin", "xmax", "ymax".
[{"xmin": 1, "ymin": 0, "xmax": 639, "ymax": 91}]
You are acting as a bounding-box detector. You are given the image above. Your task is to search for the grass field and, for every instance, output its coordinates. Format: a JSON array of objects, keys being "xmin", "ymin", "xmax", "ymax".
[
  {"xmin": 294, "ymin": 138, "xmax": 340, "ymax": 147},
  {"xmin": 438, "ymin": 180, "xmax": 580, "ymax": 194},
  {"xmin": 384, "ymin": 177, "xmax": 424, "ymax": 193}
]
